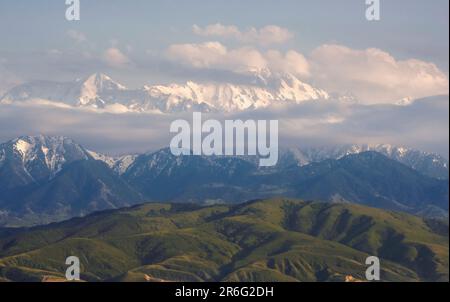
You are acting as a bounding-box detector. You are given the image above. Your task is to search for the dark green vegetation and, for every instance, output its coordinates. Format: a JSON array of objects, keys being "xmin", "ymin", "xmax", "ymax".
[{"xmin": 0, "ymin": 199, "xmax": 448, "ymax": 282}]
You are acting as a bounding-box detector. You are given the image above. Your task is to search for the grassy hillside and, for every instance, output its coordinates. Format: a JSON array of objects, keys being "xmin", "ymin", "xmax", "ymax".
[{"xmin": 0, "ymin": 199, "xmax": 448, "ymax": 282}]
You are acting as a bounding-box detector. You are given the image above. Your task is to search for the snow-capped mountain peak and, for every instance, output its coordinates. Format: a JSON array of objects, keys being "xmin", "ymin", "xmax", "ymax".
[
  {"xmin": 75, "ymin": 73, "xmax": 128, "ymax": 107},
  {"xmin": 87, "ymin": 150, "xmax": 138, "ymax": 175},
  {"xmin": 0, "ymin": 135, "xmax": 91, "ymax": 182},
  {"xmin": 274, "ymin": 73, "xmax": 329, "ymax": 102},
  {"xmin": 78, "ymin": 73, "xmax": 127, "ymax": 96}
]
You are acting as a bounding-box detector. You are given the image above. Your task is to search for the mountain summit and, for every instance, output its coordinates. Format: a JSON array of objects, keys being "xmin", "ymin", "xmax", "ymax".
[
  {"xmin": 0, "ymin": 135, "xmax": 91, "ymax": 185},
  {"xmin": 76, "ymin": 73, "xmax": 127, "ymax": 107},
  {"xmin": 0, "ymin": 73, "xmax": 128, "ymax": 108}
]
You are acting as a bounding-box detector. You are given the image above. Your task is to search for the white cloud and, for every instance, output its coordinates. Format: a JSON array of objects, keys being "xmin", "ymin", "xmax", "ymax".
[
  {"xmin": 103, "ymin": 48, "xmax": 131, "ymax": 68},
  {"xmin": 66, "ymin": 30, "xmax": 87, "ymax": 43},
  {"xmin": 167, "ymin": 42, "xmax": 228, "ymax": 69},
  {"xmin": 310, "ymin": 44, "xmax": 449, "ymax": 104},
  {"xmin": 193, "ymin": 24, "xmax": 293, "ymax": 46},
  {"xmin": 166, "ymin": 42, "xmax": 309, "ymax": 77},
  {"xmin": 265, "ymin": 50, "xmax": 310, "ymax": 77}
]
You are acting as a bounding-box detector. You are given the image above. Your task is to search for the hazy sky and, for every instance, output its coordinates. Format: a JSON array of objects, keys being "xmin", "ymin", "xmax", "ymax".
[
  {"xmin": 0, "ymin": 0, "xmax": 448, "ymax": 86},
  {"xmin": 0, "ymin": 0, "xmax": 448, "ymax": 157}
]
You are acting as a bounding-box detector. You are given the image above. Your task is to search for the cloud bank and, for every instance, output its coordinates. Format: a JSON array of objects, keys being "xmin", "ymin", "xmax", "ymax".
[
  {"xmin": 192, "ymin": 24, "xmax": 294, "ymax": 46},
  {"xmin": 310, "ymin": 44, "xmax": 449, "ymax": 104},
  {"xmin": 166, "ymin": 42, "xmax": 310, "ymax": 77},
  {"xmin": 0, "ymin": 96, "xmax": 448, "ymax": 158}
]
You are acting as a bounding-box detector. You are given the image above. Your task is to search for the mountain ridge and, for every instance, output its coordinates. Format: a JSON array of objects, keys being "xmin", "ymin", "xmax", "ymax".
[
  {"xmin": 0, "ymin": 135, "xmax": 448, "ymax": 226},
  {"xmin": 0, "ymin": 72, "xmax": 330, "ymax": 113}
]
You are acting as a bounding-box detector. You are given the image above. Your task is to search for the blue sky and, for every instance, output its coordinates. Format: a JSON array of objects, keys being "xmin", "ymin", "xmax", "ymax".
[
  {"xmin": 0, "ymin": 0, "xmax": 448, "ymax": 85},
  {"xmin": 1, "ymin": 1, "xmax": 448, "ymax": 54}
]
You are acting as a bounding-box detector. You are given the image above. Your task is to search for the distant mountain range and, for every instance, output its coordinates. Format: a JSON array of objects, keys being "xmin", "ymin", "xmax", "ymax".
[
  {"xmin": 0, "ymin": 135, "xmax": 448, "ymax": 226},
  {"xmin": 0, "ymin": 199, "xmax": 448, "ymax": 282},
  {"xmin": 0, "ymin": 73, "xmax": 331, "ymax": 113},
  {"xmin": 88, "ymin": 143, "xmax": 449, "ymax": 180}
]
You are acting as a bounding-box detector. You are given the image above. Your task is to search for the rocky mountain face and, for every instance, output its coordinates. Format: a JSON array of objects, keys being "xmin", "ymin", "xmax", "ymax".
[{"xmin": 0, "ymin": 135, "xmax": 91, "ymax": 188}]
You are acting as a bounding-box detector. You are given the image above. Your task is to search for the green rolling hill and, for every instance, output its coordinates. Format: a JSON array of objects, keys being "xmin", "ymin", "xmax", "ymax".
[{"xmin": 0, "ymin": 199, "xmax": 448, "ymax": 282}]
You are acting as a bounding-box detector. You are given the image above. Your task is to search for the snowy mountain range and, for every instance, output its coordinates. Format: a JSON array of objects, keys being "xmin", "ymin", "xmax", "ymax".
[
  {"xmin": 1, "ymin": 135, "xmax": 447, "ymax": 183},
  {"xmin": 277, "ymin": 145, "xmax": 449, "ymax": 179},
  {"xmin": 0, "ymin": 135, "xmax": 448, "ymax": 226},
  {"xmin": 86, "ymin": 144, "xmax": 449, "ymax": 180},
  {"xmin": 0, "ymin": 73, "xmax": 330, "ymax": 113}
]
